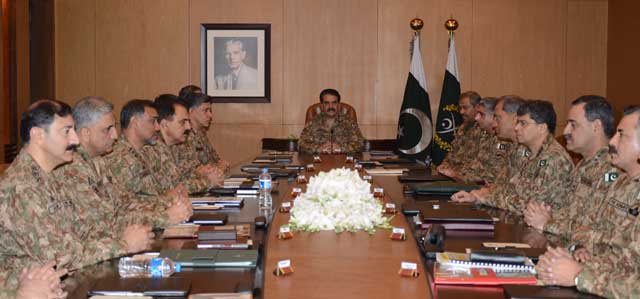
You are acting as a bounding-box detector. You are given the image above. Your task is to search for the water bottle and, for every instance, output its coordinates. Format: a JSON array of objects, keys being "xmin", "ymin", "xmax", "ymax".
[
  {"xmin": 118, "ymin": 257, "xmax": 181, "ymax": 278},
  {"xmin": 258, "ymin": 168, "xmax": 273, "ymax": 208}
]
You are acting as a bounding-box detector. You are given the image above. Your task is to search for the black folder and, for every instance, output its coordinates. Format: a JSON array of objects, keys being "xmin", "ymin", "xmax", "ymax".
[{"xmin": 88, "ymin": 277, "xmax": 191, "ymax": 297}]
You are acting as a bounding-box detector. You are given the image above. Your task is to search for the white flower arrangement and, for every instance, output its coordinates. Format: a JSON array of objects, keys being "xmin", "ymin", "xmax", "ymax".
[{"xmin": 288, "ymin": 168, "xmax": 392, "ymax": 234}]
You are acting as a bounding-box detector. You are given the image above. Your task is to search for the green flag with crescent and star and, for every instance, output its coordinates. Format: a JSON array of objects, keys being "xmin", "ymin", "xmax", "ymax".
[
  {"xmin": 432, "ymin": 34, "xmax": 461, "ymax": 165},
  {"xmin": 396, "ymin": 34, "xmax": 433, "ymax": 163}
]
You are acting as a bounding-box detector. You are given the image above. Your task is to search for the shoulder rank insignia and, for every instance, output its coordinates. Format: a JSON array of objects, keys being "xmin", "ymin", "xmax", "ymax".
[
  {"xmin": 629, "ymin": 206, "xmax": 639, "ymax": 217},
  {"xmin": 604, "ymin": 172, "xmax": 619, "ymax": 182},
  {"xmin": 538, "ymin": 159, "xmax": 547, "ymax": 167},
  {"xmin": 497, "ymin": 143, "xmax": 507, "ymax": 150}
]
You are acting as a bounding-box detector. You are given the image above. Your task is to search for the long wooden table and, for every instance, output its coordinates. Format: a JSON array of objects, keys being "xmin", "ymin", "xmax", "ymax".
[
  {"xmin": 64, "ymin": 151, "xmax": 596, "ymax": 299},
  {"xmin": 263, "ymin": 154, "xmax": 430, "ymax": 299}
]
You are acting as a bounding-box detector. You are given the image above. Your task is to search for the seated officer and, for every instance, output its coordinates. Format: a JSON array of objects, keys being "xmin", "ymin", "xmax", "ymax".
[
  {"xmin": 172, "ymin": 92, "xmax": 228, "ymax": 180},
  {"xmin": 144, "ymin": 94, "xmax": 221, "ymax": 191},
  {"xmin": 102, "ymin": 99, "xmax": 191, "ymax": 198},
  {"xmin": 525, "ymin": 96, "xmax": 617, "ymax": 242},
  {"xmin": 298, "ymin": 89, "xmax": 364, "ymax": 154},
  {"xmin": 452, "ymin": 100, "xmax": 574, "ymax": 214},
  {"xmin": 437, "ymin": 91, "xmax": 481, "ymax": 174},
  {"xmin": 64, "ymin": 96, "xmax": 191, "ymax": 228},
  {"xmin": 0, "ymin": 100, "xmax": 152, "ymax": 293},
  {"xmin": 178, "ymin": 85, "xmax": 229, "ymax": 171},
  {"xmin": 449, "ymin": 97, "xmax": 500, "ymax": 183},
  {"xmin": 537, "ymin": 105, "xmax": 640, "ymax": 299}
]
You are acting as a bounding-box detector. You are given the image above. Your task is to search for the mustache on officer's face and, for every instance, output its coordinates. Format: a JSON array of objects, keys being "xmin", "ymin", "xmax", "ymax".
[
  {"xmin": 66, "ymin": 144, "xmax": 78, "ymax": 151},
  {"xmin": 608, "ymin": 144, "xmax": 618, "ymax": 154},
  {"xmin": 563, "ymin": 134, "xmax": 572, "ymax": 141},
  {"xmin": 327, "ymin": 108, "xmax": 336, "ymax": 113}
]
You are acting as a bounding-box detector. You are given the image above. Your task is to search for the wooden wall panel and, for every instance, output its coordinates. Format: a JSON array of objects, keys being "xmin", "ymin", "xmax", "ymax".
[
  {"xmin": 94, "ymin": 0, "xmax": 189, "ymax": 114},
  {"xmin": 15, "ymin": 0, "xmax": 29, "ymax": 124},
  {"xmin": 0, "ymin": 0, "xmax": 4, "ymax": 160},
  {"xmin": 55, "ymin": 0, "xmax": 96, "ymax": 104},
  {"xmin": 472, "ymin": 0, "xmax": 567, "ymax": 131},
  {"xmin": 209, "ymin": 124, "xmax": 286, "ymax": 165},
  {"xmin": 607, "ymin": 0, "xmax": 640, "ymax": 118},
  {"xmin": 566, "ymin": 0, "xmax": 608, "ymax": 105},
  {"xmin": 189, "ymin": 0, "xmax": 284, "ymax": 125},
  {"xmin": 53, "ymin": 0, "xmax": 610, "ymax": 165},
  {"xmin": 283, "ymin": 0, "xmax": 378, "ymax": 125}
]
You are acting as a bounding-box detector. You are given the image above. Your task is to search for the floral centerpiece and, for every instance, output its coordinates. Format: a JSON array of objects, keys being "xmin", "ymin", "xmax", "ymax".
[{"xmin": 289, "ymin": 168, "xmax": 392, "ymax": 233}]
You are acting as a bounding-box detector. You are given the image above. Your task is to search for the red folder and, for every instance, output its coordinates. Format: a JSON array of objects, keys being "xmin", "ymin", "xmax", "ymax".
[{"xmin": 433, "ymin": 263, "xmax": 537, "ymax": 286}]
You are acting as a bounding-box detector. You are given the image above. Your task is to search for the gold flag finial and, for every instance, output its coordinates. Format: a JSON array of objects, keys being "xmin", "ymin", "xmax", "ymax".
[
  {"xmin": 410, "ymin": 18, "xmax": 424, "ymax": 31},
  {"xmin": 444, "ymin": 18, "xmax": 458, "ymax": 32}
]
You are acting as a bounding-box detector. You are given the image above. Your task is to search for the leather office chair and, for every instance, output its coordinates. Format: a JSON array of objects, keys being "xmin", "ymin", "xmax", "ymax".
[{"xmin": 304, "ymin": 102, "xmax": 357, "ymax": 124}]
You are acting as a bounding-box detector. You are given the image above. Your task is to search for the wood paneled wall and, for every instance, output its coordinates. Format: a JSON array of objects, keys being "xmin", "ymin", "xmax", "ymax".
[
  {"xmin": 54, "ymin": 0, "xmax": 608, "ymax": 165},
  {"xmin": 607, "ymin": 0, "xmax": 640, "ymax": 118}
]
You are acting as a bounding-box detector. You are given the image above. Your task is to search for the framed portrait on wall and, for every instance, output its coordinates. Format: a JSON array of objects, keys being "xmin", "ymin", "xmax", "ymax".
[{"xmin": 201, "ymin": 23, "xmax": 271, "ymax": 103}]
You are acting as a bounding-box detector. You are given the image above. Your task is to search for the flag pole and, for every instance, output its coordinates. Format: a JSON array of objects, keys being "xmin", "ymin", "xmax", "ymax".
[{"xmin": 445, "ymin": 18, "xmax": 459, "ymax": 50}]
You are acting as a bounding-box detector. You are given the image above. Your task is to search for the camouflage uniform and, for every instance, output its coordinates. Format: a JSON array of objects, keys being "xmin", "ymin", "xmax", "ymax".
[
  {"xmin": 491, "ymin": 140, "xmax": 529, "ymax": 185},
  {"xmin": 170, "ymin": 129, "xmax": 223, "ymax": 180},
  {"xmin": 60, "ymin": 146, "xmax": 171, "ymax": 229},
  {"xmin": 101, "ymin": 136, "xmax": 164, "ymax": 196},
  {"xmin": 571, "ymin": 172, "xmax": 640, "ymax": 299},
  {"xmin": 298, "ymin": 112, "xmax": 364, "ymax": 154},
  {"xmin": 441, "ymin": 122, "xmax": 482, "ymax": 168},
  {"xmin": 0, "ymin": 150, "xmax": 126, "ymax": 290},
  {"xmin": 484, "ymin": 134, "xmax": 574, "ymax": 214},
  {"xmin": 543, "ymin": 147, "xmax": 618, "ymax": 241},
  {"xmin": 457, "ymin": 130, "xmax": 501, "ymax": 183},
  {"xmin": 140, "ymin": 139, "xmax": 210, "ymax": 194}
]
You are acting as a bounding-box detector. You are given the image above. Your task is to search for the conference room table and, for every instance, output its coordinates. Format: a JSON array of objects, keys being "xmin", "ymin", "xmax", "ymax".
[{"xmin": 64, "ymin": 151, "xmax": 594, "ymax": 299}]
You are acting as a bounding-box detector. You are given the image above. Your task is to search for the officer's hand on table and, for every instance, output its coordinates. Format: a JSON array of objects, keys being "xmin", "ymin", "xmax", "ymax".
[
  {"xmin": 573, "ymin": 247, "xmax": 591, "ymax": 263},
  {"xmin": 196, "ymin": 164, "xmax": 214, "ymax": 176},
  {"xmin": 320, "ymin": 142, "xmax": 333, "ymax": 153},
  {"xmin": 451, "ymin": 191, "xmax": 477, "ymax": 203},
  {"xmin": 122, "ymin": 224, "xmax": 154, "ymax": 253},
  {"xmin": 205, "ymin": 167, "xmax": 224, "ymax": 187},
  {"xmin": 537, "ymin": 246, "xmax": 583, "ymax": 287},
  {"xmin": 166, "ymin": 185, "xmax": 188, "ymax": 203},
  {"xmin": 17, "ymin": 261, "xmax": 67, "ymax": 299},
  {"xmin": 166, "ymin": 198, "xmax": 193, "ymax": 225},
  {"xmin": 470, "ymin": 188, "xmax": 490, "ymax": 204},
  {"xmin": 216, "ymin": 160, "xmax": 230, "ymax": 173},
  {"xmin": 524, "ymin": 201, "xmax": 551, "ymax": 231},
  {"xmin": 437, "ymin": 165, "xmax": 456, "ymax": 178}
]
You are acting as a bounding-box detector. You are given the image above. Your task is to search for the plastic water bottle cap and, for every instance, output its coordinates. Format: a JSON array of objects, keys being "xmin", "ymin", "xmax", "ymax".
[
  {"xmin": 175, "ymin": 262, "xmax": 182, "ymax": 273},
  {"xmin": 262, "ymin": 168, "xmax": 268, "ymax": 173}
]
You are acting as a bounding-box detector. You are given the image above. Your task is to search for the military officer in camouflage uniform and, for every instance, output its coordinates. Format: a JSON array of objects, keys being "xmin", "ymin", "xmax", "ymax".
[
  {"xmin": 63, "ymin": 96, "xmax": 192, "ymax": 228},
  {"xmin": 0, "ymin": 100, "xmax": 153, "ymax": 294},
  {"xmin": 537, "ymin": 105, "xmax": 640, "ymax": 299},
  {"xmin": 453, "ymin": 97, "xmax": 501, "ymax": 183},
  {"xmin": 437, "ymin": 91, "xmax": 482, "ymax": 175},
  {"xmin": 146, "ymin": 94, "xmax": 221, "ymax": 192},
  {"xmin": 299, "ymin": 89, "xmax": 364, "ymax": 154},
  {"xmin": 525, "ymin": 96, "xmax": 617, "ymax": 243},
  {"xmin": 177, "ymin": 85, "xmax": 229, "ymax": 170},
  {"xmin": 453, "ymin": 100, "xmax": 574, "ymax": 214},
  {"xmin": 171, "ymin": 92, "xmax": 228, "ymax": 181},
  {"xmin": 445, "ymin": 96, "xmax": 526, "ymax": 201}
]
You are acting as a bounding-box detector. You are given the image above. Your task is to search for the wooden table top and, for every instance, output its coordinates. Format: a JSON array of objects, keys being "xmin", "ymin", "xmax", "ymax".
[{"xmin": 263, "ymin": 154, "xmax": 431, "ymax": 299}]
